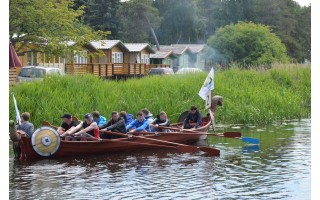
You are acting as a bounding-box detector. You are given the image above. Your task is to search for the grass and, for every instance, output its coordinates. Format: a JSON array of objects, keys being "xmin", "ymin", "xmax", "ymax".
[{"xmin": 9, "ymin": 64, "xmax": 310, "ymax": 127}]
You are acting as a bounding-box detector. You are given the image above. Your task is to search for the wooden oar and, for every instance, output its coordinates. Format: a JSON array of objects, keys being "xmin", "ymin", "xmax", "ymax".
[
  {"xmin": 159, "ymin": 126, "xmax": 241, "ymax": 138},
  {"xmin": 102, "ymin": 130, "xmax": 220, "ymax": 156},
  {"xmin": 159, "ymin": 126, "xmax": 259, "ymax": 144},
  {"xmin": 66, "ymin": 135, "xmax": 197, "ymax": 152}
]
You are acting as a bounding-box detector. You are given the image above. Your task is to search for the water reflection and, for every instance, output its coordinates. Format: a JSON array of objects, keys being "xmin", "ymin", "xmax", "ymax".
[{"xmin": 9, "ymin": 119, "xmax": 310, "ymax": 200}]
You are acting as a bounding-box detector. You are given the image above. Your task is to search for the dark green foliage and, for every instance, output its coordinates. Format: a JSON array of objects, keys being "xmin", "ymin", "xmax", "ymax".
[
  {"xmin": 207, "ymin": 22, "xmax": 289, "ymax": 67},
  {"xmin": 9, "ymin": 0, "xmax": 108, "ymax": 56},
  {"xmin": 153, "ymin": 0, "xmax": 206, "ymax": 44},
  {"xmin": 73, "ymin": 0, "xmax": 122, "ymax": 39},
  {"xmin": 116, "ymin": 0, "xmax": 161, "ymax": 43},
  {"xmin": 210, "ymin": 0, "xmax": 310, "ymax": 62},
  {"xmin": 10, "ymin": 0, "xmax": 311, "ymax": 63}
]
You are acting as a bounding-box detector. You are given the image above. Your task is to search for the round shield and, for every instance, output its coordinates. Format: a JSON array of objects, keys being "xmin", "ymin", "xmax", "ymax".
[
  {"xmin": 31, "ymin": 126, "xmax": 61, "ymax": 157},
  {"xmin": 177, "ymin": 110, "xmax": 190, "ymax": 123}
]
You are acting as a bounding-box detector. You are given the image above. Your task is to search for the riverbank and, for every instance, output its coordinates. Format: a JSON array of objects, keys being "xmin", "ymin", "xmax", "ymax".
[{"xmin": 9, "ymin": 64, "xmax": 310, "ymax": 126}]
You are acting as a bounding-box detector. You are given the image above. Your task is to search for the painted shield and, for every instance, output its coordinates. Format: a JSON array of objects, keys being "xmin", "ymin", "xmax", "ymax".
[
  {"xmin": 177, "ymin": 110, "xmax": 190, "ymax": 123},
  {"xmin": 31, "ymin": 126, "xmax": 61, "ymax": 157}
]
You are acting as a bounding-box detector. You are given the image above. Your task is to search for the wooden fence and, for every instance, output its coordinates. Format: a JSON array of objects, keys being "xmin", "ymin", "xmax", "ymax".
[
  {"xmin": 65, "ymin": 63, "xmax": 171, "ymax": 78},
  {"xmin": 9, "ymin": 68, "xmax": 17, "ymax": 86}
]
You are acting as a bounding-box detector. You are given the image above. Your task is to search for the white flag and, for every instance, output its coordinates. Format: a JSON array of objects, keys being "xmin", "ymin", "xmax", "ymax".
[
  {"xmin": 12, "ymin": 93, "xmax": 21, "ymax": 125},
  {"xmin": 198, "ymin": 67, "xmax": 214, "ymax": 100}
]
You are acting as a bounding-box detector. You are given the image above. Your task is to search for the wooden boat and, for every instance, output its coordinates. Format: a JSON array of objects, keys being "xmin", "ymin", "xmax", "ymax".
[{"xmin": 16, "ymin": 115, "xmax": 213, "ymax": 160}]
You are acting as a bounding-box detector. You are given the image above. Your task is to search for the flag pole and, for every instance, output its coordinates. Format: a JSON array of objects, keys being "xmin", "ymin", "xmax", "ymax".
[
  {"xmin": 12, "ymin": 92, "xmax": 21, "ymax": 126},
  {"xmin": 199, "ymin": 67, "xmax": 215, "ymax": 131}
]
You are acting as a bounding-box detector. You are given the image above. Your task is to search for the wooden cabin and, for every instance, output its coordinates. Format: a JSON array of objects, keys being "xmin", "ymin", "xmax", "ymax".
[
  {"xmin": 157, "ymin": 45, "xmax": 194, "ymax": 71},
  {"xmin": 10, "ymin": 39, "xmax": 172, "ymax": 81},
  {"xmin": 14, "ymin": 41, "xmax": 89, "ymax": 73},
  {"xmin": 123, "ymin": 43, "xmax": 155, "ymax": 64},
  {"xmin": 170, "ymin": 44, "xmax": 206, "ymax": 70},
  {"xmin": 150, "ymin": 50, "xmax": 178, "ymax": 71},
  {"xmin": 90, "ymin": 40, "xmax": 129, "ymax": 65}
]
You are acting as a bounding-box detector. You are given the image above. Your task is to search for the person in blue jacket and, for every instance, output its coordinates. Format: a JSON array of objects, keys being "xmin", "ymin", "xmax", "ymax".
[
  {"xmin": 92, "ymin": 111, "xmax": 107, "ymax": 126},
  {"xmin": 126, "ymin": 112, "xmax": 151, "ymax": 133},
  {"xmin": 183, "ymin": 106, "xmax": 202, "ymax": 129}
]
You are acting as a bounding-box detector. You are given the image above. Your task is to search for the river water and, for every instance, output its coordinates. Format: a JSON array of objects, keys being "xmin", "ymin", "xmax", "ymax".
[{"xmin": 9, "ymin": 119, "xmax": 311, "ymax": 200}]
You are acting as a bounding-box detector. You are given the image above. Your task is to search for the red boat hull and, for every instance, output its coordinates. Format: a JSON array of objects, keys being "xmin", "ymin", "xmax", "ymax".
[{"xmin": 18, "ymin": 117, "xmax": 211, "ymax": 160}]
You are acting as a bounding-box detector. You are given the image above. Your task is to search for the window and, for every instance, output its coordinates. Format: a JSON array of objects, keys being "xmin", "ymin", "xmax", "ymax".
[
  {"xmin": 112, "ymin": 53, "xmax": 115, "ymax": 63},
  {"xmin": 26, "ymin": 52, "xmax": 38, "ymax": 65},
  {"xmin": 112, "ymin": 52, "xmax": 123, "ymax": 63},
  {"xmin": 73, "ymin": 51, "xmax": 87, "ymax": 64},
  {"xmin": 141, "ymin": 54, "xmax": 150, "ymax": 64},
  {"xmin": 184, "ymin": 54, "xmax": 189, "ymax": 67}
]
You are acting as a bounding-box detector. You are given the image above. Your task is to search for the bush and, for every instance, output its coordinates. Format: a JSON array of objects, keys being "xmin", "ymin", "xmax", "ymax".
[{"xmin": 207, "ymin": 22, "xmax": 289, "ymax": 68}]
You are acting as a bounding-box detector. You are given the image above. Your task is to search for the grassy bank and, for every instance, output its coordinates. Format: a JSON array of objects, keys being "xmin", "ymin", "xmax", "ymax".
[{"xmin": 9, "ymin": 64, "xmax": 310, "ymax": 127}]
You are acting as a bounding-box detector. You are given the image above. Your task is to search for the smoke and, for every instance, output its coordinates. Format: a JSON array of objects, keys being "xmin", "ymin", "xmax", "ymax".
[{"xmin": 200, "ymin": 46, "xmax": 229, "ymax": 70}]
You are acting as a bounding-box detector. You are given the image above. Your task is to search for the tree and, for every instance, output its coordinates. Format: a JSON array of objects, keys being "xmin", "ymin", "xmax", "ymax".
[
  {"xmin": 73, "ymin": 0, "xmax": 122, "ymax": 39},
  {"xmin": 9, "ymin": 0, "xmax": 108, "ymax": 56},
  {"xmin": 193, "ymin": 0, "xmax": 222, "ymax": 39},
  {"xmin": 295, "ymin": 5, "xmax": 311, "ymax": 61},
  {"xmin": 153, "ymin": 0, "xmax": 206, "ymax": 44},
  {"xmin": 204, "ymin": 0, "xmax": 310, "ymax": 63},
  {"xmin": 116, "ymin": 0, "xmax": 161, "ymax": 43},
  {"xmin": 207, "ymin": 22, "xmax": 289, "ymax": 67}
]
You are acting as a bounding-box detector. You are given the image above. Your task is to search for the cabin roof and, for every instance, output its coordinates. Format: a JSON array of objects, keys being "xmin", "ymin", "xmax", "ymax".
[
  {"xmin": 170, "ymin": 44, "xmax": 206, "ymax": 53},
  {"xmin": 90, "ymin": 40, "xmax": 129, "ymax": 51},
  {"xmin": 158, "ymin": 45, "xmax": 192, "ymax": 55},
  {"xmin": 150, "ymin": 50, "xmax": 177, "ymax": 59},
  {"xmin": 124, "ymin": 43, "xmax": 155, "ymax": 53}
]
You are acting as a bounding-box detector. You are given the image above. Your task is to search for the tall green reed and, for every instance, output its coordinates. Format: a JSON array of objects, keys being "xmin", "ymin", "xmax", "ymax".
[{"xmin": 9, "ymin": 64, "xmax": 310, "ymax": 127}]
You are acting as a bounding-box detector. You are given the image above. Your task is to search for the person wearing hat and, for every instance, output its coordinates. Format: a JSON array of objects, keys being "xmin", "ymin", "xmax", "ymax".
[
  {"xmin": 57, "ymin": 114, "xmax": 78, "ymax": 135},
  {"xmin": 183, "ymin": 106, "xmax": 202, "ymax": 129},
  {"xmin": 62, "ymin": 113, "xmax": 99, "ymax": 138}
]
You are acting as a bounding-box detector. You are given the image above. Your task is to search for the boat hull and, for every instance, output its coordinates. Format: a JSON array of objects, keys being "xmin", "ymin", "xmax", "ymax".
[{"xmin": 18, "ymin": 116, "xmax": 211, "ymax": 160}]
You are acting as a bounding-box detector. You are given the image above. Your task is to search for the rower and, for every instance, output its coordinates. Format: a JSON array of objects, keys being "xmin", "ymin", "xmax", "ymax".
[
  {"xmin": 61, "ymin": 113, "xmax": 99, "ymax": 138},
  {"xmin": 99, "ymin": 111, "xmax": 126, "ymax": 139},
  {"xmin": 126, "ymin": 112, "xmax": 151, "ymax": 133},
  {"xmin": 183, "ymin": 106, "xmax": 202, "ymax": 129},
  {"xmin": 150, "ymin": 111, "xmax": 170, "ymax": 132},
  {"xmin": 57, "ymin": 113, "xmax": 78, "ymax": 135},
  {"xmin": 92, "ymin": 111, "xmax": 107, "ymax": 126},
  {"xmin": 141, "ymin": 108, "xmax": 154, "ymax": 124}
]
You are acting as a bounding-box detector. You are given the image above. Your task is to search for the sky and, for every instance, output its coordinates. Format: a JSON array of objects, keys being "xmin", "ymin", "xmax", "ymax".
[{"xmin": 294, "ymin": 0, "xmax": 311, "ymax": 6}]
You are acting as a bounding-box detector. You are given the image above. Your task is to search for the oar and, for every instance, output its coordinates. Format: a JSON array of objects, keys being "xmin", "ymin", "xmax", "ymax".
[
  {"xmin": 159, "ymin": 126, "xmax": 241, "ymax": 138},
  {"xmin": 159, "ymin": 126, "xmax": 259, "ymax": 144},
  {"xmin": 102, "ymin": 130, "xmax": 220, "ymax": 156},
  {"xmin": 67, "ymin": 135, "xmax": 198, "ymax": 152}
]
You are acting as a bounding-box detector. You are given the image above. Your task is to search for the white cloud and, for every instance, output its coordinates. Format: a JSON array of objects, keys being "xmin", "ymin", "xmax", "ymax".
[{"xmin": 294, "ymin": 0, "xmax": 311, "ymax": 6}]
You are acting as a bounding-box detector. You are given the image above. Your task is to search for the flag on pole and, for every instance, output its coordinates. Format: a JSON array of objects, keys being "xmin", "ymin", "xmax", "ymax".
[
  {"xmin": 198, "ymin": 67, "xmax": 214, "ymax": 100},
  {"xmin": 12, "ymin": 93, "xmax": 21, "ymax": 125}
]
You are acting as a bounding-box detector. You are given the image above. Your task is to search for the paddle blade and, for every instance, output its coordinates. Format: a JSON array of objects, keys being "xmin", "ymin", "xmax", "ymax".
[
  {"xmin": 198, "ymin": 147, "xmax": 220, "ymax": 156},
  {"xmin": 223, "ymin": 132, "xmax": 242, "ymax": 138},
  {"xmin": 242, "ymin": 137, "xmax": 260, "ymax": 144},
  {"xmin": 176, "ymin": 145, "xmax": 199, "ymax": 153}
]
